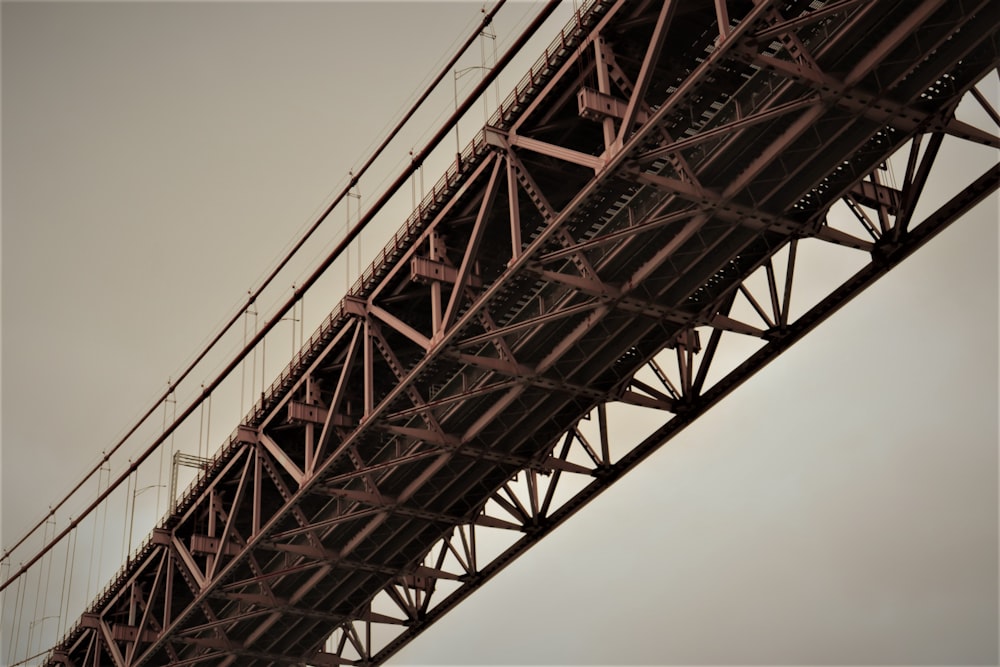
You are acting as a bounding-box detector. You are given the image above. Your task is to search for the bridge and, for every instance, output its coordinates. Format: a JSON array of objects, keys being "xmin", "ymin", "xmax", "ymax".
[{"xmin": 2, "ymin": 0, "xmax": 998, "ymax": 664}]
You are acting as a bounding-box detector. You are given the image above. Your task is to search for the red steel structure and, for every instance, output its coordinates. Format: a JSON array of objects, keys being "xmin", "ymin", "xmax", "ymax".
[{"xmin": 20, "ymin": 0, "xmax": 999, "ymax": 664}]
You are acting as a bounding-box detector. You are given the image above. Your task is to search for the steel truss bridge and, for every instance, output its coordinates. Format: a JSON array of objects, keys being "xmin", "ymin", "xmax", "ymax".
[{"xmin": 7, "ymin": 0, "xmax": 999, "ymax": 664}]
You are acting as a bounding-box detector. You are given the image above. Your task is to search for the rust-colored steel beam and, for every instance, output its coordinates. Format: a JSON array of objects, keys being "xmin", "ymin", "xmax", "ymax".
[{"xmin": 37, "ymin": 0, "xmax": 999, "ymax": 665}]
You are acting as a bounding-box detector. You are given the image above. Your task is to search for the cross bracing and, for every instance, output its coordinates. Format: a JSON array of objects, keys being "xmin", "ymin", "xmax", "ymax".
[{"xmin": 3, "ymin": 0, "xmax": 997, "ymax": 664}]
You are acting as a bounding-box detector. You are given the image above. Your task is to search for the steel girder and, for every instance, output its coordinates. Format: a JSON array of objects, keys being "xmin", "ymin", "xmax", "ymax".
[{"xmin": 48, "ymin": 0, "xmax": 999, "ymax": 665}]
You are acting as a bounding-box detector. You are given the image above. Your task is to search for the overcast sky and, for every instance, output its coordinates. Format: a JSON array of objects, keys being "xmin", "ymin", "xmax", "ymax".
[{"xmin": 2, "ymin": 2, "xmax": 997, "ymax": 665}]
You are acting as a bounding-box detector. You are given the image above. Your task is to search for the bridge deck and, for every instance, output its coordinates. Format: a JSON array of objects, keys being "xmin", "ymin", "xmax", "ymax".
[{"xmin": 49, "ymin": 0, "xmax": 998, "ymax": 665}]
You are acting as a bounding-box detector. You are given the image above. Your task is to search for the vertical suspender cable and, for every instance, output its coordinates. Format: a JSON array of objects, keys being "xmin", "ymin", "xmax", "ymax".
[
  {"xmin": 411, "ymin": 152, "xmax": 417, "ymax": 209},
  {"xmin": 357, "ymin": 186, "xmax": 362, "ymax": 285},
  {"xmin": 206, "ymin": 393, "xmax": 213, "ymax": 456},
  {"xmin": 156, "ymin": 389, "xmax": 171, "ymax": 516},
  {"xmin": 89, "ymin": 462, "xmax": 110, "ymax": 602},
  {"xmin": 27, "ymin": 538, "xmax": 44, "ymax": 661},
  {"xmin": 168, "ymin": 390, "xmax": 177, "ymax": 509},
  {"xmin": 241, "ymin": 311, "xmax": 249, "ymax": 417},
  {"xmin": 57, "ymin": 527, "xmax": 76, "ymax": 639},
  {"xmin": 34, "ymin": 516, "xmax": 56, "ymax": 656},
  {"xmin": 198, "ymin": 393, "xmax": 205, "ymax": 460},
  {"xmin": 84, "ymin": 497, "xmax": 97, "ymax": 604},
  {"xmin": 346, "ymin": 174, "xmax": 353, "ymax": 288},
  {"xmin": 290, "ymin": 288, "xmax": 297, "ymax": 358},
  {"xmin": 121, "ymin": 468, "xmax": 134, "ymax": 563},
  {"xmin": 7, "ymin": 572, "xmax": 24, "ymax": 665},
  {"xmin": 0, "ymin": 559, "xmax": 9, "ymax": 656}
]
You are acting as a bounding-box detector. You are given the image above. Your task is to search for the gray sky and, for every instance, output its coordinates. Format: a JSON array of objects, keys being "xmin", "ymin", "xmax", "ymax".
[{"xmin": 1, "ymin": 2, "xmax": 997, "ymax": 665}]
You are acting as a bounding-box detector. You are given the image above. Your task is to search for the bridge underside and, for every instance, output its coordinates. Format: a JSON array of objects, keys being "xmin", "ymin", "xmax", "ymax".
[{"xmin": 51, "ymin": 0, "xmax": 998, "ymax": 665}]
